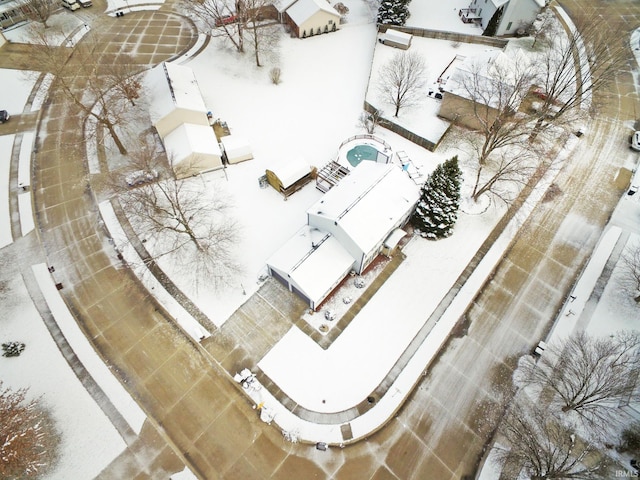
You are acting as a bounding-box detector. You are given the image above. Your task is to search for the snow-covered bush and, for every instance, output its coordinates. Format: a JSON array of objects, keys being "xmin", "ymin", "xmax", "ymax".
[{"xmin": 2, "ymin": 341, "xmax": 25, "ymax": 357}]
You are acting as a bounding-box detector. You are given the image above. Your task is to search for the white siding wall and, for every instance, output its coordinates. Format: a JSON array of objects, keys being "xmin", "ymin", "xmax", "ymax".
[{"xmin": 299, "ymin": 10, "xmax": 339, "ymax": 37}]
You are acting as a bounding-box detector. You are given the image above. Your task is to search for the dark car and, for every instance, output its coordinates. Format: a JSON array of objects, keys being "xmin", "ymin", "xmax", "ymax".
[{"xmin": 0, "ymin": 110, "xmax": 9, "ymax": 124}]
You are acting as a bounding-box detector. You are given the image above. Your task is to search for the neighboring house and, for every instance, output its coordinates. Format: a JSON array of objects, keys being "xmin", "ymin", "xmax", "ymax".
[
  {"xmin": 163, "ymin": 123, "xmax": 223, "ymax": 178},
  {"xmin": 267, "ymin": 162, "xmax": 419, "ymax": 309},
  {"xmin": 0, "ymin": 0, "xmax": 28, "ymax": 30},
  {"xmin": 146, "ymin": 62, "xmax": 210, "ymax": 139},
  {"xmin": 281, "ymin": 0, "xmax": 340, "ymax": 38},
  {"xmin": 460, "ymin": 0, "xmax": 545, "ymax": 36},
  {"xmin": 438, "ymin": 50, "xmax": 528, "ymax": 130},
  {"xmin": 146, "ymin": 62, "xmax": 223, "ymax": 178}
]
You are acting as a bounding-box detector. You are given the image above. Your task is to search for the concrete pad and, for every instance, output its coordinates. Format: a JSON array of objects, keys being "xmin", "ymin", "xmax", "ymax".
[
  {"xmin": 194, "ymin": 403, "xmax": 257, "ymax": 475},
  {"xmin": 385, "ymin": 431, "xmax": 427, "ymax": 480},
  {"xmin": 272, "ymin": 453, "xmax": 326, "ymax": 480},
  {"xmin": 334, "ymin": 453, "xmax": 378, "ymax": 480},
  {"xmin": 495, "ymin": 261, "xmax": 529, "ymax": 295},
  {"xmin": 369, "ymin": 466, "xmax": 400, "ymax": 480},
  {"xmin": 243, "ymin": 432, "xmax": 288, "ymax": 475},
  {"xmin": 222, "ymin": 457, "xmax": 263, "ymax": 480},
  {"xmin": 412, "ymin": 452, "xmax": 456, "ymax": 480}
]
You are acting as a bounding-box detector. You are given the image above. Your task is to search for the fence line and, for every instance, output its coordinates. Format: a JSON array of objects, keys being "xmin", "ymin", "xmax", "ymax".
[{"xmin": 377, "ymin": 24, "xmax": 508, "ymax": 49}]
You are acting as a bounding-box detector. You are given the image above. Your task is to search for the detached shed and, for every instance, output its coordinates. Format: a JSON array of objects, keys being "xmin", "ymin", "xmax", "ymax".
[
  {"xmin": 146, "ymin": 62, "xmax": 209, "ymax": 139},
  {"xmin": 220, "ymin": 135, "xmax": 253, "ymax": 164},
  {"xmin": 164, "ymin": 123, "xmax": 223, "ymax": 179},
  {"xmin": 379, "ymin": 29, "xmax": 412, "ymax": 50},
  {"xmin": 265, "ymin": 162, "xmax": 315, "ymax": 198}
]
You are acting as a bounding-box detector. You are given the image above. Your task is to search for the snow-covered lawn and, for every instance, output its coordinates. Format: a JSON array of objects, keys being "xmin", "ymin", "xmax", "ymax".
[
  {"xmin": 366, "ymin": 34, "xmax": 501, "ymax": 144},
  {"xmin": 0, "ymin": 274, "xmax": 126, "ymax": 480},
  {"xmin": 0, "ymin": 69, "xmax": 38, "ymax": 114},
  {"xmin": 2, "ymin": 11, "xmax": 84, "ymax": 46},
  {"xmin": 408, "ymin": 0, "xmax": 484, "ymax": 35}
]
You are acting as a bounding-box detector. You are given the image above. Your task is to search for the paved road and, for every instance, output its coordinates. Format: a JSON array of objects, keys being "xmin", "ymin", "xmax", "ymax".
[{"xmin": 8, "ymin": 0, "xmax": 640, "ymax": 479}]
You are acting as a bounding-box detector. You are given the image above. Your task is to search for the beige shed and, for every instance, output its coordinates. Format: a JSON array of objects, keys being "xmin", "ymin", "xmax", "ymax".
[
  {"xmin": 146, "ymin": 62, "xmax": 210, "ymax": 139},
  {"xmin": 164, "ymin": 123, "xmax": 223, "ymax": 179}
]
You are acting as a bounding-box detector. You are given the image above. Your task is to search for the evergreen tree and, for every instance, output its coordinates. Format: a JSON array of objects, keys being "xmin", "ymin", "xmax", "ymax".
[
  {"xmin": 411, "ymin": 156, "xmax": 463, "ymax": 240},
  {"xmin": 377, "ymin": 0, "xmax": 411, "ymax": 26}
]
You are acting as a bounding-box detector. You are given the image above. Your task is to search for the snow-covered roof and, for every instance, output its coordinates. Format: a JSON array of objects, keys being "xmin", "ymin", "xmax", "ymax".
[
  {"xmin": 267, "ymin": 161, "xmax": 312, "ymax": 189},
  {"xmin": 308, "ymin": 162, "xmax": 420, "ymax": 253},
  {"xmin": 267, "ymin": 226, "xmax": 355, "ymax": 305},
  {"xmin": 286, "ymin": 0, "xmax": 339, "ymax": 25},
  {"xmin": 220, "ymin": 134, "xmax": 252, "ymax": 159},
  {"xmin": 146, "ymin": 62, "xmax": 208, "ymax": 123},
  {"xmin": 163, "ymin": 123, "xmax": 221, "ymax": 162},
  {"xmin": 383, "ymin": 29, "xmax": 412, "ymax": 45},
  {"xmin": 443, "ymin": 49, "xmax": 530, "ymax": 108}
]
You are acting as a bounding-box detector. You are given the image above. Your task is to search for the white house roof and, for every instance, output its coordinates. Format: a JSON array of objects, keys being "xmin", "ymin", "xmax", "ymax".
[
  {"xmin": 382, "ymin": 29, "xmax": 412, "ymax": 45},
  {"xmin": 268, "ymin": 161, "xmax": 312, "ymax": 189},
  {"xmin": 163, "ymin": 123, "xmax": 221, "ymax": 162},
  {"xmin": 146, "ymin": 62, "xmax": 208, "ymax": 124},
  {"xmin": 308, "ymin": 162, "xmax": 420, "ymax": 254},
  {"xmin": 267, "ymin": 226, "xmax": 355, "ymax": 306},
  {"xmin": 220, "ymin": 135, "xmax": 252, "ymax": 159},
  {"xmin": 286, "ymin": 0, "xmax": 339, "ymax": 25},
  {"xmin": 444, "ymin": 49, "xmax": 530, "ymax": 109}
]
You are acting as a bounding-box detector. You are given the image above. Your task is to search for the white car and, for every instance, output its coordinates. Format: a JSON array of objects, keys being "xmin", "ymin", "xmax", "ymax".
[
  {"xmin": 631, "ymin": 131, "xmax": 640, "ymax": 151},
  {"xmin": 125, "ymin": 169, "xmax": 159, "ymax": 187}
]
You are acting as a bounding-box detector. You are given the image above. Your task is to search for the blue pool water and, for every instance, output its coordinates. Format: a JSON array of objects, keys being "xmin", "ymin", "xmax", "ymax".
[{"xmin": 346, "ymin": 144, "xmax": 379, "ymax": 167}]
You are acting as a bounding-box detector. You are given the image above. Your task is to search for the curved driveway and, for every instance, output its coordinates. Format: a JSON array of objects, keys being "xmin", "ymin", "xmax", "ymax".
[{"xmin": 19, "ymin": 0, "xmax": 640, "ymax": 478}]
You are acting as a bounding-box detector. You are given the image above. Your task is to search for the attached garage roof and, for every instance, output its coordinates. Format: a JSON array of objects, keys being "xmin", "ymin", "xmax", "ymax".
[{"xmin": 267, "ymin": 226, "xmax": 355, "ymax": 306}]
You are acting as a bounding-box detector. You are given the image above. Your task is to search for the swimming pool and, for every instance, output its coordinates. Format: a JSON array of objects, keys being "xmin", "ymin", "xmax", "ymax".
[{"xmin": 346, "ymin": 144, "xmax": 381, "ymax": 167}]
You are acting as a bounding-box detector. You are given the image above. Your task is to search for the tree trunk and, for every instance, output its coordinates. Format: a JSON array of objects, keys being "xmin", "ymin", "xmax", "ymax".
[{"xmin": 103, "ymin": 120, "xmax": 127, "ymax": 155}]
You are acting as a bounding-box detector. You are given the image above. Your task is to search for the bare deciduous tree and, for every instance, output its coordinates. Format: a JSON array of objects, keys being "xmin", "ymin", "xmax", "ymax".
[
  {"xmin": 118, "ymin": 144, "xmax": 241, "ymax": 290},
  {"xmin": 520, "ymin": 331, "xmax": 640, "ymax": 429},
  {"xmin": 182, "ymin": 0, "xmax": 246, "ymax": 52},
  {"xmin": 469, "ymin": 146, "xmax": 541, "ymax": 203},
  {"xmin": 528, "ymin": 11, "xmax": 628, "ymax": 140},
  {"xmin": 619, "ymin": 241, "xmax": 640, "ymax": 303},
  {"xmin": 376, "ymin": 51, "xmax": 426, "ymax": 117},
  {"xmin": 0, "ymin": 382, "xmax": 59, "ymax": 479},
  {"xmin": 29, "ymin": 35, "xmax": 140, "ymax": 155},
  {"xmin": 104, "ymin": 54, "xmax": 144, "ymax": 107},
  {"xmin": 357, "ymin": 109, "xmax": 382, "ymax": 134},
  {"xmin": 182, "ymin": 0, "xmax": 279, "ymax": 66},
  {"xmin": 492, "ymin": 400, "xmax": 611, "ymax": 479},
  {"xmin": 17, "ymin": 0, "xmax": 56, "ymax": 28},
  {"xmin": 456, "ymin": 52, "xmax": 537, "ymax": 166}
]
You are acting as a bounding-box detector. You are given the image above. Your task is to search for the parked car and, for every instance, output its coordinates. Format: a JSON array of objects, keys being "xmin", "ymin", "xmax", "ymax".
[
  {"xmin": 76, "ymin": 0, "xmax": 92, "ymax": 7},
  {"xmin": 61, "ymin": 0, "xmax": 80, "ymax": 10},
  {"xmin": 215, "ymin": 14, "xmax": 237, "ymax": 27},
  {"xmin": 631, "ymin": 131, "xmax": 640, "ymax": 151},
  {"xmin": 0, "ymin": 110, "xmax": 9, "ymax": 124},
  {"xmin": 125, "ymin": 169, "xmax": 159, "ymax": 187}
]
